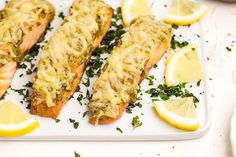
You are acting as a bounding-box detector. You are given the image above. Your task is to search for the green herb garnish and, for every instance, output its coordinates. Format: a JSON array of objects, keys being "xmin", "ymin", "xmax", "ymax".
[
  {"xmin": 69, "ymin": 118, "xmax": 75, "ymax": 123},
  {"xmin": 74, "ymin": 152, "xmax": 81, "ymax": 157},
  {"xmin": 132, "ymin": 116, "xmax": 143, "ymax": 129},
  {"xmin": 74, "ymin": 122, "xmax": 79, "ymax": 129},
  {"xmin": 146, "ymin": 75, "xmax": 156, "ymax": 85},
  {"xmin": 23, "ymin": 81, "xmax": 33, "ymax": 88},
  {"xmin": 145, "ymin": 83, "xmax": 199, "ymax": 105},
  {"xmin": 172, "ymin": 24, "xmax": 179, "ymax": 29},
  {"xmin": 77, "ymin": 94, "xmax": 83, "ymax": 106},
  {"xmin": 55, "ymin": 119, "xmax": 60, "ymax": 123},
  {"xmin": 197, "ymin": 80, "xmax": 201, "ymax": 86},
  {"xmin": 19, "ymin": 63, "xmax": 27, "ymax": 69},
  {"xmin": 82, "ymin": 78, "xmax": 90, "ymax": 87},
  {"xmin": 226, "ymin": 46, "xmax": 232, "ymax": 52},
  {"xmin": 86, "ymin": 56, "xmax": 104, "ymax": 77},
  {"xmin": 85, "ymin": 89, "xmax": 91, "ymax": 100},
  {"xmin": 58, "ymin": 12, "xmax": 65, "ymax": 19},
  {"xmin": 11, "ymin": 88, "xmax": 30, "ymax": 105},
  {"xmin": 116, "ymin": 127, "xmax": 123, "ymax": 133},
  {"xmin": 126, "ymin": 102, "xmax": 142, "ymax": 113},
  {"xmin": 69, "ymin": 118, "xmax": 79, "ymax": 129},
  {"xmin": 171, "ymin": 35, "xmax": 189, "ymax": 49}
]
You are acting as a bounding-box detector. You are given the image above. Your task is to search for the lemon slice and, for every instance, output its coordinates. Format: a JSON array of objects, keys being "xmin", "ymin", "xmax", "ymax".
[
  {"xmin": 165, "ymin": 45, "xmax": 204, "ymax": 86},
  {"xmin": 0, "ymin": 101, "xmax": 39, "ymax": 137},
  {"xmin": 121, "ymin": 0, "xmax": 152, "ymax": 26},
  {"xmin": 153, "ymin": 97, "xmax": 199, "ymax": 131},
  {"xmin": 164, "ymin": 0, "xmax": 208, "ymax": 25}
]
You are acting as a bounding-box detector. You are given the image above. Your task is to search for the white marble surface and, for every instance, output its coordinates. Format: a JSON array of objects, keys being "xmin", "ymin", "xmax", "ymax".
[{"xmin": 1, "ymin": 1, "xmax": 236, "ymax": 157}]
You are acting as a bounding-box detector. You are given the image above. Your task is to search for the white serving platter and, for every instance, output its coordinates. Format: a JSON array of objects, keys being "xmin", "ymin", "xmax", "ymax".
[{"xmin": 0, "ymin": 0, "xmax": 211, "ymax": 141}]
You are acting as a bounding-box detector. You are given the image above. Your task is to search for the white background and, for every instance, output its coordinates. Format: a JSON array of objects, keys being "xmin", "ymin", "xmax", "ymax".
[{"xmin": 1, "ymin": 0, "xmax": 236, "ymax": 157}]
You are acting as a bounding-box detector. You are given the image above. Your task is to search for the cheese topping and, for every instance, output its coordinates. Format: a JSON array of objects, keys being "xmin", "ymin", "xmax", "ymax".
[
  {"xmin": 0, "ymin": 0, "xmax": 55, "ymax": 66},
  {"xmin": 32, "ymin": 0, "xmax": 111, "ymax": 107},
  {"xmin": 89, "ymin": 16, "xmax": 173, "ymax": 120}
]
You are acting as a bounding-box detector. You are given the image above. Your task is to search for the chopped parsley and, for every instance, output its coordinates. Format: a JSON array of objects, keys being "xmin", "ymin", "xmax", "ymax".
[
  {"xmin": 85, "ymin": 89, "xmax": 91, "ymax": 100},
  {"xmin": 172, "ymin": 24, "xmax": 179, "ymax": 29},
  {"xmin": 154, "ymin": 64, "xmax": 158, "ymax": 68},
  {"xmin": 11, "ymin": 88, "xmax": 30, "ymax": 105},
  {"xmin": 19, "ymin": 63, "xmax": 27, "ymax": 69},
  {"xmin": 126, "ymin": 102, "xmax": 142, "ymax": 113},
  {"xmin": 226, "ymin": 46, "xmax": 232, "ymax": 52},
  {"xmin": 197, "ymin": 80, "xmax": 201, "ymax": 87},
  {"xmin": 69, "ymin": 118, "xmax": 75, "ymax": 123},
  {"xmin": 55, "ymin": 119, "xmax": 61, "ymax": 123},
  {"xmin": 77, "ymin": 94, "xmax": 83, "ymax": 106},
  {"xmin": 69, "ymin": 118, "xmax": 79, "ymax": 129},
  {"xmin": 98, "ymin": 7, "xmax": 125, "ymax": 54},
  {"xmin": 26, "ymin": 67, "xmax": 37, "ymax": 75},
  {"xmin": 132, "ymin": 116, "xmax": 143, "ymax": 129},
  {"xmin": 23, "ymin": 81, "xmax": 33, "ymax": 88},
  {"xmin": 86, "ymin": 56, "xmax": 104, "ymax": 77},
  {"xmin": 58, "ymin": 12, "xmax": 65, "ymax": 19},
  {"xmin": 74, "ymin": 152, "xmax": 81, "ymax": 157},
  {"xmin": 74, "ymin": 122, "xmax": 79, "ymax": 129},
  {"xmin": 24, "ymin": 44, "xmax": 40, "ymax": 63},
  {"xmin": 171, "ymin": 35, "xmax": 189, "ymax": 49},
  {"xmin": 116, "ymin": 127, "xmax": 123, "ymax": 133},
  {"xmin": 145, "ymin": 83, "xmax": 199, "ymax": 106},
  {"xmin": 146, "ymin": 75, "xmax": 156, "ymax": 85},
  {"xmin": 82, "ymin": 78, "xmax": 90, "ymax": 87},
  {"xmin": 46, "ymin": 24, "xmax": 54, "ymax": 32}
]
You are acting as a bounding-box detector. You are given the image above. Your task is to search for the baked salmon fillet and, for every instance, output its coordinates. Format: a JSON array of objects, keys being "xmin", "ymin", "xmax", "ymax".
[
  {"xmin": 30, "ymin": 0, "xmax": 112, "ymax": 119},
  {"xmin": 0, "ymin": 0, "xmax": 55, "ymax": 98},
  {"xmin": 89, "ymin": 16, "xmax": 173, "ymax": 125}
]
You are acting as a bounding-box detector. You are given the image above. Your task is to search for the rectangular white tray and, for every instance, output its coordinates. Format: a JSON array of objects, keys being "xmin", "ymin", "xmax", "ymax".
[{"xmin": 0, "ymin": 0, "xmax": 211, "ymax": 141}]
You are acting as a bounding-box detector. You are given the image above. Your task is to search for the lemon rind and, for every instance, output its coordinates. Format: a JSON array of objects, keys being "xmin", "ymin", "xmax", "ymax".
[
  {"xmin": 164, "ymin": 5, "xmax": 208, "ymax": 26},
  {"xmin": 154, "ymin": 100, "xmax": 199, "ymax": 131},
  {"xmin": 0, "ymin": 119, "xmax": 39, "ymax": 138}
]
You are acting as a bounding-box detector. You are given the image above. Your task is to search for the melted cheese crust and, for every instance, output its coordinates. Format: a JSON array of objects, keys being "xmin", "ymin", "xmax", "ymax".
[
  {"xmin": 89, "ymin": 16, "xmax": 173, "ymax": 120},
  {"xmin": 0, "ymin": 0, "xmax": 55, "ymax": 66},
  {"xmin": 32, "ymin": 0, "xmax": 112, "ymax": 107}
]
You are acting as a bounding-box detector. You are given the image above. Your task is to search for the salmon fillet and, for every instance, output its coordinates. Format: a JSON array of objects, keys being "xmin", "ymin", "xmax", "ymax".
[
  {"xmin": 30, "ymin": 0, "xmax": 112, "ymax": 119},
  {"xmin": 89, "ymin": 16, "xmax": 173, "ymax": 125},
  {"xmin": 0, "ymin": 0, "xmax": 55, "ymax": 98}
]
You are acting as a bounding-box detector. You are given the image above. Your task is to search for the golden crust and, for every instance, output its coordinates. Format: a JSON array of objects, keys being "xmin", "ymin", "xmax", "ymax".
[
  {"xmin": 30, "ymin": 2, "xmax": 113, "ymax": 119},
  {"xmin": 89, "ymin": 16, "xmax": 173, "ymax": 125}
]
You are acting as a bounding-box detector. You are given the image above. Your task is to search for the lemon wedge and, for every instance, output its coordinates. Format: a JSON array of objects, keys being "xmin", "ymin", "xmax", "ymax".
[
  {"xmin": 0, "ymin": 101, "xmax": 39, "ymax": 138},
  {"xmin": 121, "ymin": 0, "xmax": 152, "ymax": 26},
  {"xmin": 164, "ymin": 0, "xmax": 208, "ymax": 26},
  {"xmin": 165, "ymin": 45, "xmax": 204, "ymax": 86},
  {"xmin": 153, "ymin": 97, "xmax": 199, "ymax": 131}
]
